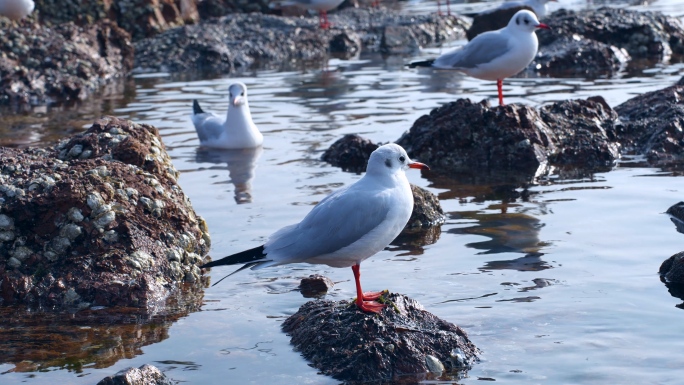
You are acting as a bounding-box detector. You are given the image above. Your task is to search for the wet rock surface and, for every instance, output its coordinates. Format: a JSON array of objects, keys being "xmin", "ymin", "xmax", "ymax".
[
  {"xmin": 613, "ymin": 82, "xmax": 684, "ymax": 164},
  {"xmin": 134, "ymin": 8, "xmax": 468, "ymax": 73},
  {"xmin": 282, "ymin": 292, "xmax": 479, "ymax": 383},
  {"xmin": 299, "ymin": 274, "xmax": 335, "ymax": 298},
  {"xmin": 97, "ymin": 364, "xmax": 175, "ymax": 385},
  {"xmin": 0, "ymin": 19, "xmax": 133, "ymax": 108},
  {"xmin": 0, "ymin": 116, "xmax": 209, "ymax": 309},
  {"xmin": 535, "ymin": 36, "xmax": 630, "ymax": 77},
  {"xmin": 408, "ymin": 184, "xmax": 446, "ymax": 230},
  {"xmin": 35, "ymin": 0, "xmax": 199, "ymax": 41},
  {"xmin": 660, "ymin": 251, "xmax": 684, "ymax": 285},
  {"xmin": 538, "ymin": 8, "xmax": 684, "ymax": 61},
  {"xmin": 396, "ymin": 97, "xmax": 621, "ymax": 178}
]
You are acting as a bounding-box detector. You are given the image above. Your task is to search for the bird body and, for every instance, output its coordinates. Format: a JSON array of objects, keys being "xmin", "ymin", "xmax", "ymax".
[
  {"xmin": 191, "ymin": 82, "xmax": 263, "ymax": 149},
  {"xmin": 411, "ymin": 10, "xmax": 549, "ymax": 105},
  {"xmin": 0, "ymin": 0, "xmax": 34, "ymax": 20},
  {"xmin": 201, "ymin": 143, "xmax": 429, "ymax": 313}
]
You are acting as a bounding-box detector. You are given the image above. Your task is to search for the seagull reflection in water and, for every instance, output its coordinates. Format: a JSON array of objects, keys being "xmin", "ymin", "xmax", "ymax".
[{"xmin": 194, "ymin": 147, "xmax": 263, "ymax": 204}]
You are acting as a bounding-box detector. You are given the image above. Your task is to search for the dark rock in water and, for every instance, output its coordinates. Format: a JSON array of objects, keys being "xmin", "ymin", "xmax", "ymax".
[
  {"xmin": 539, "ymin": 96, "xmax": 620, "ymax": 167},
  {"xmin": 0, "ymin": 19, "xmax": 133, "ymax": 108},
  {"xmin": 535, "ymin": 36, "xmax": 630, "ymax": 77},
  {"xmin": 0, "ymin": 116, "xmax": 209, "ymax": 309},
  {"xmin": 613, "ymin": 82, "xmax": 684, "ymax": 163},
  {"xmin": 666, "ymin": 202, "xmax": 684, "ymax": 235},
  {"xmin": 282, "ymin": 293, "xmax": 479, "ymax": 383},
  {"xmin": 36, "ymin": 0, "xmax": 199, "ymax": 41},
  {"xmin": 538, "ymin": 8, "xmax": 684, "ymax": 60},
  {"xmin": 321, "ymin": 134, "xmax": 381, "ymax": 173},
  {"xmin": 329, "ymin": 31, "xmax": 362, "ymax": 59},
  {"xmin": 660, "ymin": 251, "xmax": 684, "ymax": 285},
  {"xmin": 299, "ymin": 274, "xmax": 335, "ymax": 298},
  {"xmin": 396, "ymin": 97, "xmax": 620, "ymax": 176},
  {"xmin": 97, "ymin": 364, "xmax": 175, "ymax": 385},
  {"xmin": 134, "ymin": 8, "xmax": 468, "ymax": 73},
  {"xmin": 407, "ymin": 185, "xmax": 446, "ymax": 230},
  {"xmin": 466, "ymin": 6, "xmax": 532, "ymax": 41}
]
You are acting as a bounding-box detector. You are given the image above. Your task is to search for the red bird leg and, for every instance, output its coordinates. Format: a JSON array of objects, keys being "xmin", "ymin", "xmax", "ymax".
[
  {"xmin": 319, "ymin": 10, "xmax": 330, "ymax": 29},
  {"xmin": 447, "ymin": 0, "xmax": 451, "ymax": 16},
  {"xmin": 352, "ymin": 264, "xmax": 386, "ymax": 313},
  {"xmin": 497, "ymin": 78, "xmax": 504, "ymax": 106}
]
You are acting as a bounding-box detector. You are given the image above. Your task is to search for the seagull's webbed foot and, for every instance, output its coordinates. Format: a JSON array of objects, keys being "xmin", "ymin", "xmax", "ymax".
[
  {"xmin": 362, "ymin": 290, "xmax": 388, "ymax": 301},
  {"xmin": 356, "ymin": 298, "xmax": 386, "ymax": 313}
]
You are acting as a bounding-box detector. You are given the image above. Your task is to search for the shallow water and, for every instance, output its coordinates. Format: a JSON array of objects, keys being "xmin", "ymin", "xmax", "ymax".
[{"xmin": 2, "ymin": 0, "xmax": 684, "ymax": 384}]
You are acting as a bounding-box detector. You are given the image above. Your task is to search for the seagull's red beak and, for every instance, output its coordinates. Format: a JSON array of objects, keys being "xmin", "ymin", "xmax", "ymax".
[
  {"xmin": 408, "ymin": 161, "xmax": 429, "ymax": 170},
  {"xmin": 232, "ymin": 96, "xmax": 245, "ymax": 106},
  {"xmin": 536, "ymin": 23, "xmax": 551, "ymax": 30}
]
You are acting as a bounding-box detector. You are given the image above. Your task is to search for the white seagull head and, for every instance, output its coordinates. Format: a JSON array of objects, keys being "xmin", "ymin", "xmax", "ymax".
[
  {"xmin": 228, "ymin": 82, "xmax": 249, "ymax": 107},
  {"xmin": 507, "ymin": 9, "xmax": 550, "ymax": 34},
  {"xmin": 366, "ymin": 143, "xmax": 429, "ymax": 176}
]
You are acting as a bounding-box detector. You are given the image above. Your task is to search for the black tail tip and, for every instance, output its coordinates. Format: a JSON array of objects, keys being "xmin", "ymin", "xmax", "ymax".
[
  {"xmin": 407, "ymin": 59, "xmax": 435, "ymax": 68},
  {"xmin": 192, "ymin": 99, "xmax": 204, "ymax": 114}
]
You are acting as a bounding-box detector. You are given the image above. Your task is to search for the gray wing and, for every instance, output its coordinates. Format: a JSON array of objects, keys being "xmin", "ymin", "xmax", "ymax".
[
  {"xmin": 264, "ymin": 183, "xmax": 391, "ymax": 263},
  {"xmin": 191, "ymin": 112, "xmax": 225, "ymax": 142},
  {"xmin": 433, "ymin": 31, "xmax": 512, "ymax": 69}
]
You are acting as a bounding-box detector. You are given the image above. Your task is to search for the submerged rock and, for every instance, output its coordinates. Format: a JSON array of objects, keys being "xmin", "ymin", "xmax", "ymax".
[
  {"xmin": 299, "ymin": 274, "xmax": 335, "ymax": 298},
  {"xmin": 0, "ymin": 19, "xmax": 133, "ymax": 108},
  {"xmin": 408, "ymin": 184, "xmax": 446, "ymax": 230},
  {"xmin": 97, "ymin": 364, "xmax": 175, "ymax": 385},
  {"xmin": 282, "ymin": 292, "xmax": 479, "ymax": 383},
  {"xmin": 535, "ymin": 36, "xmax": 630, "ymax": 77},
  {"xmin": 660, "ymin": 251, "xmax": 684, "ymax": 285},
  {"xmin": 321, "ymin": 134, "xmax": 381, "ymax": 173},
  {"xmin": 613, "ymin": 81, "xmax": 684, "ymax": 164},
  {"xmin": 134, "ymin": 8, "xmax": 468, "ymax": 73},
  {"xmin": 0, "ymin": 116, "xmax": 209, "ymax": 309}
]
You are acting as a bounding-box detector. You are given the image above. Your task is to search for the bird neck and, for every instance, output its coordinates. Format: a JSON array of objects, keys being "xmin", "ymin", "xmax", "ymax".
[{"xmin": 226, "ymin": 104, "xmax": 255, "ymax": 127}]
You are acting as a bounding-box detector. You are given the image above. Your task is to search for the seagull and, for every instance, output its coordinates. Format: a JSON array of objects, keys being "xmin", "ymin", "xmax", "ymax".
[
  {"xmin": 410, "ymin": 9, "xmax": 550, "ymax": 106},
  {"xmin": 200, "ymin": 143, "xmax": 429, "ymax": 313},
  {"xmin": 475, "ymin": 0, "xmax": 558, "ymax": 18},
  {"xmin": 0, "ymin": 0, "xmax": 34, "ymax": 20},
  {"xmin": 191, "ymin": 82, "xmax": 264, "ymax": 149},
  {"xmin": 278, "ymin": 0, "xmax": 346, "ymax": 29}
]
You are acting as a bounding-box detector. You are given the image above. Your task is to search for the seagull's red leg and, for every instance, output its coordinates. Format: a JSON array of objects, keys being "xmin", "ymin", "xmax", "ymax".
[
  {"xmin": 319, "ymin": 10, "xmax": 330, "ymax": 29},
  {"xmin": 437, "ymin": 1, "xmax": 442, "ymax": 16},
  {"xmin": 352, "ymin": 264, "xmax": 386, "ymax": 313},
  {"xmin": 447, "ymin": 0, "xmax": 451, "ymax": 16},
  {"xmin": 497, "ymin": 79, "xmax": 504, "ymax": 106}
]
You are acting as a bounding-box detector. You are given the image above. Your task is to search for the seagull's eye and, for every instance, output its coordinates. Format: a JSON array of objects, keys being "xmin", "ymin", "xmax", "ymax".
[
  {"xmin": 399, "ymin": 156, "xmax": 406, "ymax": 162},
  {"xmin": 241, "ymin": 91, "xmax": 245, "ymax": 96}
]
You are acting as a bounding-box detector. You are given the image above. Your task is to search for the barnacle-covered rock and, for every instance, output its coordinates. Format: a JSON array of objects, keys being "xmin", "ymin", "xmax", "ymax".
[{"xmin": 0, "ymin": 116, "xmax": 209, "ymax": 310}]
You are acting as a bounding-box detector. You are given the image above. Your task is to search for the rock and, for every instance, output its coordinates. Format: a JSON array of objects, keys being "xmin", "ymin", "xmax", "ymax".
[
  {"xmin": 466, "ymin": 6, "xmax": 532, "ymax": 41},
  {"xmin": 96, "ymin": 364, "xmax": 175, "ymax": 385},
  {"xmin": 133, "ymin": 8, "xmax": 468, "ymax": 73},
  {"xmin": 538, "ymin": 8, "xmax": 684, "ymax": 60},
  {"xmin": 0, "ymin": 19, "xmax": 133, "ymax": 108},
  {"xmin": 281, "ymin": 292, "xmax": 479, "ymax": 383},
  {"xmin": 667, "ymin": 202, "xmax": 684, "ymax": 235},
  {"xmin": 299, "ymin": 274, "xmax": 335, "ymax": 298},
  {"xmin": 0, "ymin": 116, "xmax": 209, "ymax": 309},
  {"xmin": 613, "ymin": 81, "xmax": 684, "ymax": 163},
  {"xmin": 535, "ymin": 36, "xmax": 630, "ymax": 77},
  {"xmin": 36, "ymin": 0, "xmax": 199, "ymax": 41},
  {"xmin": 329, "ymin": 30, "xmax": 362, "ymax": 59},
  {"xmin": 396, "ymin": 97, "xmax": 620, "ymax": 178},
  {"xmin": 660, "ymin": 251, "xmax": 684, "ymax": 285},
  {"xmin": 196, "ymin": 0, "xmax": 273, "ymax": 18},
  {"xmin": 321, "ymin": 134, "xmax": 381, "ymax": 173},
  {"xmin": 407, "ymin": 185, "xmax": 445, "ymax": 230}
]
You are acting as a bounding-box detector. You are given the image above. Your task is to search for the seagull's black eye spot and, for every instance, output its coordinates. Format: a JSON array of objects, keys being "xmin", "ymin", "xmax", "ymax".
[
  {"xmin": 516, "ymin": 16, "xmax": 520, "ymax": 25},
  {"xmin": 241, "ymin": 91, "xmax": 245, "ymax": 96},
  {"xmin": 385, "ymin": 159, "xmax": 392, "ymax": 168},
  {"xmin": 399, "ymin": 156, "xmax": 405, "ymax": 163}
]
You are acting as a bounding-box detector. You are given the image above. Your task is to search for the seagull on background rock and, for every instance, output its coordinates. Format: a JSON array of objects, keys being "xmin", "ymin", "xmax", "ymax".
[
  {"xmin": 278, "ymin": 0, "xmax": 346, "ymax": 29},
  {"xmin": 0, "ymin": 0, "xmax": 34, "ymax": 20},
  {"xmin": 200, "ymin": 143, "xmax": 429, "ymax": 313},
  {"xmin": 191, "ymin": 82, "xmax": 263, "ymax": 149},
  {"xmin": 410, "ymin": 9, "xmax": 550, "ymax": 106}
]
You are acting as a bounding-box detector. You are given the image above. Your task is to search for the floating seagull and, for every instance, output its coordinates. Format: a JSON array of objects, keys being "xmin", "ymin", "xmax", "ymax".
[
  {"xmin": 410, "ymin": 10, "xmax": 550, "ymax": 106},
  {"xmin": 201, "ymin": 143, "xmax": 429, "ymax": 313},
  {"xmin": 278, "ymin": 0, "xmax": 346, "ymax": 29},
  {"xmin": 0, "ymin": 0, "xmax": 34, "ymax": 20},
  {"xmin": 191, "ymin": 82, "xmax": 264, "ymax": 149}
]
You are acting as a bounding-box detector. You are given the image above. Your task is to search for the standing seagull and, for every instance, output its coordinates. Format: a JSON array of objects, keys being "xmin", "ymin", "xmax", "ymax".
[
  {"xmin": 201, "ymin": 143, "xmax": 429, "ymax": 313},
  {"xmin": 410, "ymin": 10, "xmax": 550, "ymax": 106},
  {"xmin": 278, "ymin": 0, "xmax": 346, "ymax": 29},
  {"xmin": 191, "ymin": 82, "xmax": 264, "ymax": 149},
  {"xmin": 0, "ymin": 0, "xmax": 34, "ymax": 20}
]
